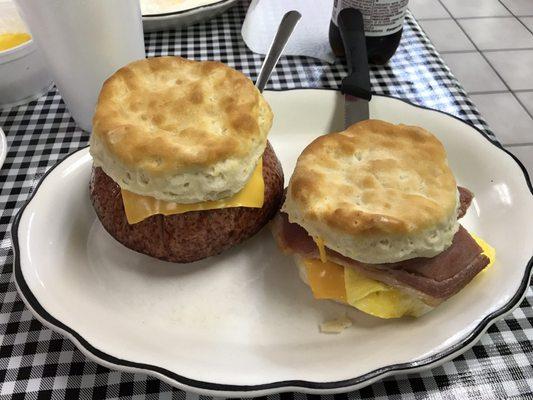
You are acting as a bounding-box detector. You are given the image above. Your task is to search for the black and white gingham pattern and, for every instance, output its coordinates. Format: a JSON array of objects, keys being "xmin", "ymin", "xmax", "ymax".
[{"xmin": 1, "ymin": 1, "xmax": 531, "ymax": 398}]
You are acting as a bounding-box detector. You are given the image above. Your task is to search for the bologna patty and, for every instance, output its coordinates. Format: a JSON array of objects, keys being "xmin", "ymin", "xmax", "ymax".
[{"xmin": 90, "ymin": 142, "xmax": 284, "ymax": 263}]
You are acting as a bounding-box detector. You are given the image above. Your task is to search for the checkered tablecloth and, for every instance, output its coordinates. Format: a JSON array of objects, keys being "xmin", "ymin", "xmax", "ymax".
[{"xmin": 1, "ymin": 1, "xmax": 532, "ymax": 399}]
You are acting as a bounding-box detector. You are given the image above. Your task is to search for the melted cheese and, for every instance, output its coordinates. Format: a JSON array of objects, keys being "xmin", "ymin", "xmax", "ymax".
[
  {"xmin": 303, "ymin": 233, "xmax": 496, "ymax": 319},
  {"xmin": 121, "ymin": 158, "xmax": 264, "ymax": 224},
  {"xmin": 313, "ymin": 236, "xmax": 328, "ymax": 263},
  {"xmin": 303, "ymin": 258, "xmax": 346, "ymax": 302}
]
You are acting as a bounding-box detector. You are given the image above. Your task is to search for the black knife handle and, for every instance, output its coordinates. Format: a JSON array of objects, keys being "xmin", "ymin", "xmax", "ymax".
[{"xmin": 338, "ymin": 8, "xmax": 372, "ymax": 101}]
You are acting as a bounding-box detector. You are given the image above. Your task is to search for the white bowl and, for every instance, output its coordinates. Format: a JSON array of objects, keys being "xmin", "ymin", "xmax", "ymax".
[
  {"xmin": 0, "ymin": 0, "xmax": 52, "ymax": 108},
  {"xmin": 142, "ymin": 0, "xmax": 239, "ymax": 32}
]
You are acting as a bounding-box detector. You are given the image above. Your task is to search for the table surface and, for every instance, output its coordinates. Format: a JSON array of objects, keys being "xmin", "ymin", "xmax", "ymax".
[{"xmin": 1, "ymin": 1, "xmax": 532, "ymax": 399}]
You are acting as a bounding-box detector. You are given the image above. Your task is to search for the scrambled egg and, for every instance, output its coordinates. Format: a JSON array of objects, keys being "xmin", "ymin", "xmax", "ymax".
[
  {"xmin": 304, "ymin": 234, "xmax": 495, "ymax": 319},
  {"xmin": 471, "ymin": 233, "xmax": 496, "ymax": 270},
  {"xmin": 344, "ymin": 268, "xmax": 430, "ymax": 318}
]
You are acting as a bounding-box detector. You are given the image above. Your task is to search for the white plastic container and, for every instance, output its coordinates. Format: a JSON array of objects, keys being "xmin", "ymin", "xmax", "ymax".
[
  {"xmin": 13, "ymin": 0, "xmax": 146, "ymax": 131},
  {"xmin": 0, "ymin": 0, "xmax": 52, "ymax": 108}
]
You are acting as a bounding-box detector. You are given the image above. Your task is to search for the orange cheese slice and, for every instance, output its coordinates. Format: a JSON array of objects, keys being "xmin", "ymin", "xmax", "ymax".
[
  {"xmin": 313, "ymin": 236, "xmax": 328, "ymax": 263},
  {"xmin": 303, "ymin": 258, "xmax": 346, "ymax": 302},
  {"xmin": 121, "ymin": 158, "xmax": 264, "ymax": 224}
]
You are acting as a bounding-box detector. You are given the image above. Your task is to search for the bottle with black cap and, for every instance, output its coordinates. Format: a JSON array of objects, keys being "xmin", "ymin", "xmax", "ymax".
[{"xmin": 329, "ymin": 0, "xmax": 409, "ymax": 65}]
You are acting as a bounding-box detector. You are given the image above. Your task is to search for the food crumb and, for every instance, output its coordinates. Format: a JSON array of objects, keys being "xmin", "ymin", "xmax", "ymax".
[{"xmin": 319, "ymin": 316, "xmax": 352, "ymax": 334}]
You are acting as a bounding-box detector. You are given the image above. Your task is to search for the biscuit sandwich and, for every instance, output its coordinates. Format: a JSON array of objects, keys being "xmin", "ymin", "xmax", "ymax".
[
  {"xmin": 272, "ymin": 120, "xmax": 495, "ymax": 318},
  {"xmin": 90, "ymin": 56, "xmax": 284, "ymax": 262}
]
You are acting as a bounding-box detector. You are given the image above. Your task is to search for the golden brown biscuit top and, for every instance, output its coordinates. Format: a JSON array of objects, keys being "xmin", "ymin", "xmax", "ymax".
[
  {"xmin": 288, "ymin": 120, "xmax": 458, "ymax": 236},
  {"xmin": 91, "ymin": 57, "xmax": 272, "ymax": 176}
]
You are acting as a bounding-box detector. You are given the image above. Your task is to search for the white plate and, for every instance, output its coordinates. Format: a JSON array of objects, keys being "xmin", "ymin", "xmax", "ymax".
[
  {"xmin": 142, "ymin": 0, "xmax": 238, "ymax": 33},
  {"xmin": 0, "ymin": 127, "xmax": 6, "ymax": 169},
  {"xmin": 13, "ymin": 90, "xmax": 533, "ymax": 397}
]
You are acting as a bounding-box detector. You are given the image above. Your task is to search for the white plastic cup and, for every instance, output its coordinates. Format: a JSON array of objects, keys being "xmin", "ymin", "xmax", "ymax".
[
  {"xmin": 13, "ymin": 0, "xmax": 146, "ymax": 131},
  {"xmin": 0, "ymin": 0, "xmax": 52, "ymax": 108}
]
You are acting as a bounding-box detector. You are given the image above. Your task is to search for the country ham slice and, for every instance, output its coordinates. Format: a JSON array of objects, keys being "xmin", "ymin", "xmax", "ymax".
[
  {"xmin": 457, "ymin": 186, "xmax": 474, "ymax": 219},
  {"xmin": 271, "ymin": 186, "xmax": 489, "ymax": 306}
]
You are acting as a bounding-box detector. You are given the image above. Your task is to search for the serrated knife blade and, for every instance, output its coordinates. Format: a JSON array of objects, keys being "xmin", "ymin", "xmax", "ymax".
[{"xmin": 344, "ymin": 94, "xmax": 369, "ymax": 127}]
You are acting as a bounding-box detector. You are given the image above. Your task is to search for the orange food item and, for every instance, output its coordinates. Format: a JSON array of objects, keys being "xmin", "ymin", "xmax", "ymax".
[
  {"xmin": 0, "ymin": 33, "xmax": 31, "ymax": 51},
  {"xmin": 303, "ymin": 258, "xmax": 346, "ymax": 302}
]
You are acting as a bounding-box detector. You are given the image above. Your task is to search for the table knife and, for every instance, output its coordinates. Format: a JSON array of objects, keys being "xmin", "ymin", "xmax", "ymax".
[{"xmin": 338, "ymin": 8, "xmax": 372, "ymax": 128}]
